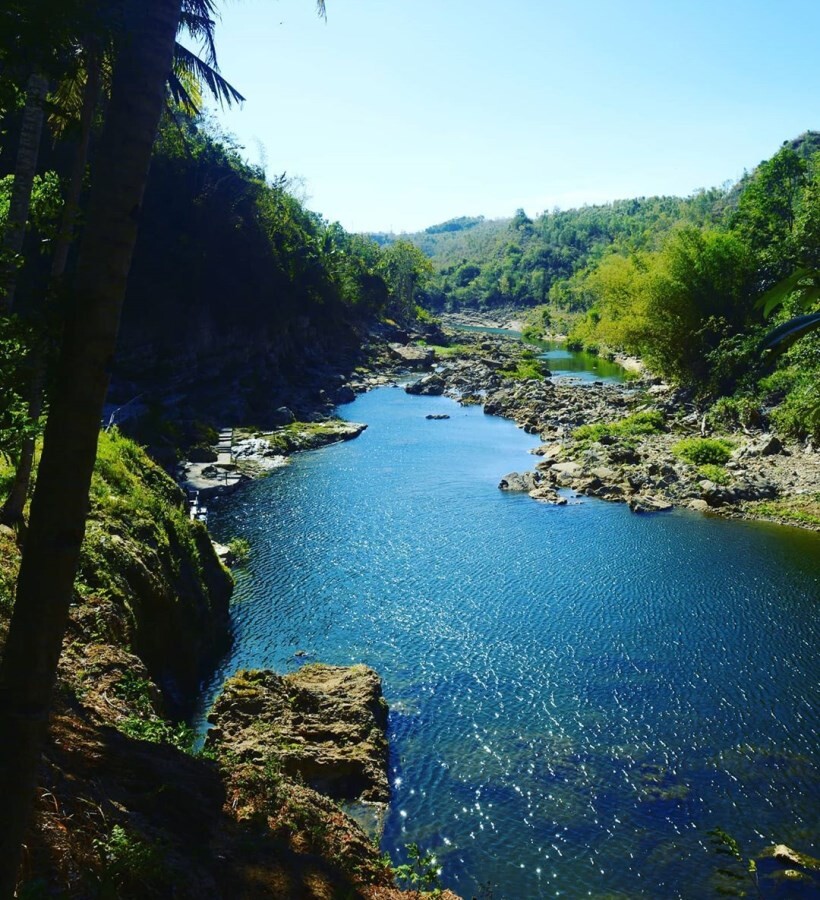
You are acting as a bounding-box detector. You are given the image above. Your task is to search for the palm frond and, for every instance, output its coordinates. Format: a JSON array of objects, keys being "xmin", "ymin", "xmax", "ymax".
[
  {"xmin": 181, "ymin": 0, "xmax": 219, "ymax": 18},
  {"xmin": 316, "ymin": 1, "xmax": 327, "ymax": 20},
  {"xmin": 757, "ymin": 267, "xmax": 819, "ymax": 317},
  {"xmin": 178, "ymin": 10, "xmax": 218, "ymax": 66},
  {"xmin": 167, "ymin": 66, "xmax": 203, "ymax": 116},
  {"xmin": 760, "ymin": 311, "xmax": 820, "ymax": 356},
  {"xmin": 172, "ymin": 43, "xmax": 245, "ymax": 109}
]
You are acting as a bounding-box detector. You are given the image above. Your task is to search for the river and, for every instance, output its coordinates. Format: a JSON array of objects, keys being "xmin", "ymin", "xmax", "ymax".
[{"xmin": 202, "ymin": 378, "xmax": 820, "ymax": 898}]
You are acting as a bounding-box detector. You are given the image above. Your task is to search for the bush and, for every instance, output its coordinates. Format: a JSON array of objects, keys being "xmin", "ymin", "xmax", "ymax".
[
  {"xmin": 573, "ymin": 410, "xmax": 665, "ymax": 447},
  {"xmin": 707, "ymin": 395, "xmax": 761, "ymax": 432},
  {"xmin": 672, "ymin": 437, "xmax": 734, "ymax": 465},
  {"xmin": 770, "ymin": 375, "xmax": 820, "ymax": 443},
  {"xmin": 499, "ymin": 358, "xmax": 548, "ymax": 381},
  {"xmin": 697, "ymin": 463, "xmax": 731, "ymax": 484}
]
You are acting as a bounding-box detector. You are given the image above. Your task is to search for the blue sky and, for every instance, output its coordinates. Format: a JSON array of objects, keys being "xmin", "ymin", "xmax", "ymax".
[{"xmin": 204, "ymin": 0, "xmax": 820, "ymax": 233}]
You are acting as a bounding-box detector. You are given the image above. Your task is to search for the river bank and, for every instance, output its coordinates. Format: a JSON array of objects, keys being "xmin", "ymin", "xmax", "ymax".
[
  {"xmin": 193, "ymin": 319, "xmax": 818, "ymax": 532},
  {"xmin": 0, "ymin": 429, "xmax": 453, "ymax": 898}
]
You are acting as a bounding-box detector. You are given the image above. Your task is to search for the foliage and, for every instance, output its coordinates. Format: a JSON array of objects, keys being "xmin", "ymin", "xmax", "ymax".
[
  {"xmin": 697, "ymin": 463, "xmax": 731, "ymax": 484},
  {"xmin": 706, "ymin": 395, "xmax": 761, "ymax": 432},
  {"xmin": 672, "ymin": 437, "xmax": 734, "ymax": 466},
  {"xmin": 117, "ymin": 715, "xmax": 196, "ymax": 752},
  {"xmin": 0, "ymin": 316, "xmax": 41, "ymax": 465},
  {"xmin": 93, "ymin": 824, "xmax": 167, "ymax": 898},
  {"xmin": 706, "ymin": 827, "xmax": 759, "ymax": 898},
  {"xmin": 498, "ymin": 356, "xmax": 549, "ymax": 381},
  {"xmin": 227, "ymin": 536, "xmax": 251, "ymax": 564},
  {"xmin": 392, "ymin": 843, "xmax": 443, "ymax": 897},
  {"xmin": 748, "ymin": 493, "xmax": 820, "ymax": 527},
  {"xmin": 769, "ymin": 373, "xmax": 820, "ymax": 443},
  {"xmin": 573, "ymin": 410, "xmax": 665, "ymax": 448}
]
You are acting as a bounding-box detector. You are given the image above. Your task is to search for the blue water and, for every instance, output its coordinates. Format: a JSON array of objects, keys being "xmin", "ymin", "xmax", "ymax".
[{"xmin": 203, "ymin": 387, "xmax": 820, "ymax": 899}]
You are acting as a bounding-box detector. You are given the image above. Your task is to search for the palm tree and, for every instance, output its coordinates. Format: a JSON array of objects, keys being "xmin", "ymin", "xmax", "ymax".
[
  {"xmin": 0, "ymin": 1, "xmax": 182, "ymax": 891},
  {"xmin": 0, "ymin": 9, "xmax": 244, "ymax": 528},
  {"xmin": 0, "ymin": 2, "xmax": 329, "ymax": 891}
]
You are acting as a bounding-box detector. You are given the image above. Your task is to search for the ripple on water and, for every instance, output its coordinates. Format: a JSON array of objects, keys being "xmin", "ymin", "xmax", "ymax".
[{"xmin": 201, "ymin": 387, "xmax": 820, "ymax": 899}]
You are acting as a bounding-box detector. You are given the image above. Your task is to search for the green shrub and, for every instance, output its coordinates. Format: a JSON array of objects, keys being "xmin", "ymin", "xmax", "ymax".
[
  {"xmin": 770, "ymin": 376, "xmax": 820, "ymax": 443},
  {"xmin": 707, "ymin": 395, "xmax": 760, "ymax": 432},
  {"xmin": 672, "ymin": 437, "xmax": 734, "ymax": 465},
  {"xmin": 118, "ymin": 715, "xmax": 196, "ymax": 752},
  {"xmin": 573, "ymin": 410, "xmax": 665, "ymax": 447},
  {"xmin": 499, "ymin": 358, "xmax": 548, "ymax": 381},
  {"xmin": 94, "ymin": 824, "xmax": 167, "ymax": 894},
  {"xmin": 697, "ymin": 463, "xmax": 731, "ymax": 484},
  {"xmin": 227, "ymin": 537, "xmax": 251, "ymax": 564}
]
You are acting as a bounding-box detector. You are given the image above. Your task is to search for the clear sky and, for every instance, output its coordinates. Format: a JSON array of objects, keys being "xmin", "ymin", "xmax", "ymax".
[{"xmin": 204, "ymin": 0, "xmax": 820, "ymax": 234}]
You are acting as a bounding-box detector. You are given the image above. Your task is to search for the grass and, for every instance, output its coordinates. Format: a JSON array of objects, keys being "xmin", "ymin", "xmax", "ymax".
[
  {"xmin": 423, "ymin": 342, "xmax": 476, "ymax": 359},
  {"xmin": 79, "ymin": 428, "xmax": 208, "ymax": 605},
  {"xmin": 747, "ymin": 494, "xmax": 820, "ymax": 528},
  {"xmin": 573, "ymin": 410, "xmax": 665, "ymax": 448}
]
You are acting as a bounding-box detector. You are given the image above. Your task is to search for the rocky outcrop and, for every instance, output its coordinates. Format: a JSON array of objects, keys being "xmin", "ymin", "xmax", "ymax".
[
  {"xmin": 405, "ymin": 373, "xmax": 446, "ymax": 396},
  {"xmin": 389, "ymin": 343, "xmax": 435, "ymax": 367},
  {"xmin": 207, "ymin": 664, "xmax": 390, "ymax": 804},
  {"xmin": 408, "ymin": 329, "xmax": 820, "ymax": 529}
]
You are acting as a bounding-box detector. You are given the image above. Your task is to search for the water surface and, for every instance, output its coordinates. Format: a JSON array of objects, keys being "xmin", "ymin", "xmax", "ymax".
[{"xmin": 204, "ymin": 388, "xmax": 819, "ymax": 898}]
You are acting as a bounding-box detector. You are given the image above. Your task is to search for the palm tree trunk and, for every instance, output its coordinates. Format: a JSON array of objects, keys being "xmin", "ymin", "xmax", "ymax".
[
  {"xmin": 0, "ymin": 71, "xmax": 48, "ymax": 314},
  {"xmin": 0, "ymin": 1, "xmax": 181, "ymax": 893},
  {"xmin": 0, "ymin": 50, "xmax": 103, "ymax": 530}
]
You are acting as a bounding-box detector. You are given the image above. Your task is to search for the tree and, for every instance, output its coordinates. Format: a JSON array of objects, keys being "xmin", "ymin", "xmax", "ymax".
[
  {"xmin": 0, "ymin": 6, "xmax": 244, "ymax": 528},
  {"xmin": 0, "ymin": 72, "xmax": 48, "ymax": 312},
  {"xmin": 380, "ymin": 239, "xmax": 433, "ymax": 320},
  {"xmin": 0, "ymin": 3, "xmax": 330, "ymax": 889},
  {"xmin": 0, "ymin": 1, "xmax": 182, "ymax": 891}
]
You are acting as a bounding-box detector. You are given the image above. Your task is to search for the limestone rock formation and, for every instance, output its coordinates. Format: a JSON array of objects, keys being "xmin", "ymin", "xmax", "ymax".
[{"xmin": 207, "ymin": 664, "xmax": 390, "ymax": 803}]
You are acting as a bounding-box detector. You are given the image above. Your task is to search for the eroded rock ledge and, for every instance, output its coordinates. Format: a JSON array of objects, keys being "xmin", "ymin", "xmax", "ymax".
[{"xmin": 206, "ymin": 663, "xmax": 389, "ymax": 804}]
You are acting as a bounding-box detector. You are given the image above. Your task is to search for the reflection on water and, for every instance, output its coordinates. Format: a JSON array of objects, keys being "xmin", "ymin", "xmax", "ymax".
[
  {"xmin": 202, "ymin": 387, "xmax": 820, "ymax": 899},
  {"xmin": 447, "ymin": 322, "xmax": 629, "ymax": 382},
  {"xmin": 534, "ymin": 338, "xmax": 629, "ymax": 383}
]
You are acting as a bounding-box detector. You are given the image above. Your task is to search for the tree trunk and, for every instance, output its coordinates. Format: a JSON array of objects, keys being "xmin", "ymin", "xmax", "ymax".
[
  {"xmin": 0, "ymin": 71, "xmax": 48, "ymax": 314},
  {"xmin": 0, "ymin": 1, "xmax": 181, "ymax": 894},
  {"xmin": 0, "ymin": 50, "xmax": 102, "ymax": 529}
]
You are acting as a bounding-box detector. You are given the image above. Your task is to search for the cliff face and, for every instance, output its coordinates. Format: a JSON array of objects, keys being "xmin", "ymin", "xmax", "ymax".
[{"xmin": 74, "ymin": 429, "xmax": 233, "ymax": 713}]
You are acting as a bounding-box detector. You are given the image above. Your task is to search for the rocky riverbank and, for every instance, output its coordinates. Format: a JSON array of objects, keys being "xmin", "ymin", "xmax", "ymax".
[
  {"xmin": 355, "ymin": 326, "xmax": 818, "ymax": 530},
  {"xmin": 1, "ymin": 430, "xmax": 456, "ymax": 899},
  {"xmin": 191, "ymin": 319, "xmax": 818, "ymax": 530}
]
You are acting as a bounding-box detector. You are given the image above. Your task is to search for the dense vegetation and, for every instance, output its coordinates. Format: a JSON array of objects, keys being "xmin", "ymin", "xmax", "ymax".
[
  {"xmin": 392, "ymin": 133, "xmax": 820, "ymax": 443},
  {"xmin": 0, "ymin": 1, "xmax": 437, "ymax": 890}
]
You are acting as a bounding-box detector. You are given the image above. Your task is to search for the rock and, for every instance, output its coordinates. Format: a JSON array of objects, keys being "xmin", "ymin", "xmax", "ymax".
[
  {"xmin": 334, "ymin": 385, "xmax": 356, "ymax": 404},
  {"xmin": 425, "ymin": 413, "xmax": 450, "ymax": 420},
  {"xmin": 212, "ymin": 541, "xmax": 233, "ymax": 566},
  {"xmin": 759, "ymin": 843, "xmax": 820, "ymax": 872},
  {"xmin": 389, "ymin": 343, "xmax": 434, "ymax": 367},
  {"xmin": 688, "ymin": 499, "xmax": 710, "ymax": 512},
  {"xmin": 551, "ymin": 461, "xmax": 582, "ymax": 477},
  {"xmin": 528, "ymin": 485, "xmax": 567, "ymax": 504},
  {"xmin": 188, "ymin": 445, "xmax": 218, "ymax": 463},
  {"xmin": 628, "ymin": 496, "xmax": 673, "ymax": 514},
  {"xmin": 207, "ymin": 664, "xmax": 389, "ymax": 803},
  {"xmin": 272, "ymin": 406, "xmax": 296, "ymax": 425},
  {"xmin": 499, "ymin": 471, "xmax": 539, "ymax": 492},
  {"xmin": 405, "ymin": 373, "xmax": 446, "ymax": 396}
]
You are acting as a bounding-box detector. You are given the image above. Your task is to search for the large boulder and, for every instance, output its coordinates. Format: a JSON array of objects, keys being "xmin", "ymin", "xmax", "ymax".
[
  {"xmin": 405, "ymin": 373, "xmax": 446, "ymax": 396},
  {"xmin": 389, "ymin": 343, "xmax": 435, "ymax": 368},
  {"xmin": 206, "ymin": 664, "xmax": 389, "ymax": 803}
]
